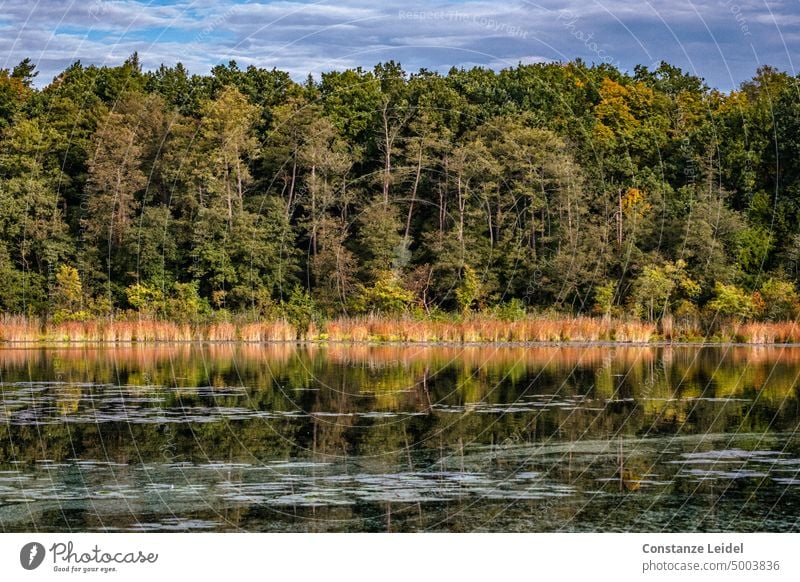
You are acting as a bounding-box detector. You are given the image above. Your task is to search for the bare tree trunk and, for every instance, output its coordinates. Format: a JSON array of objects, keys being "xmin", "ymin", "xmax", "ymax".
[
  {"xmin": 617, "ymin": 188, "xmax": 623, "ymax": 248},
  {"xmin": 225, "ymin": 165, "xmax": 233, "ymax": 226},
  {"xmin": 439, "ymin": 158, "xmax": 449, "ymax": 234},
  {"xmin": 222, "ymin": 148, "xmax": 233, "ymax": 226},
  {"xmin": 404, "ymin": 146, "xmax": 423, "ymax": 243},
  {"xmin": 486, "ymin": 198, "xmax": 493, "ymax": 247},
  {"xmin": 311, "ymin": 164, "xmax": 317, "ymax": 256},
  {"xmin": 235, "ymin": 149, "xmax": 243, "ymax": 210},
  {"xmin": 382, "ymin": 101, "xmax": 391, "ymax": 206},
  {"xmin": 457, "ymin": 173, "xmax": 465, "ymax": 244},
  {"xmin": 285, "ymin": 152, "xmax": 298, "ymax": 216},
  {"xmin": 495, "ymin": 187, "xmax": 501, "ymax": 243}
]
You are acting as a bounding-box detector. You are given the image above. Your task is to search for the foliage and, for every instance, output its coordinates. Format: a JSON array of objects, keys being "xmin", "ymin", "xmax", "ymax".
[
  {"xmin": 630, "ymin": 260, "xmax": 698, "ymax": 321},
  {"xmin": 125, "ymin": 282, "xmax": 165, "ymax": 317},
  {"xmin": 356, "ymin": 271, "xmax": 414, "ymax": 315},
  {"xmin": 593, "ymin": 281, "xmax": 616, "ymax": 319},
  {"xmin": 165, "ymin": 282, "xmax": 209, "ymax": 323},
  {"xmin": 757, "ymin": 277, "xmax": 800, "ymax": 321},
  {"xmin": 283, "ymin": 286, "xmax": 317, "ymax": 339},
  {"xmin": 0, "ymin": 56, "xmax": 799, "ymax": 329},
  {"xmin": 707, "ymin": 282, "xmax": 756, "ymax": 320},
  {"xmin": 491, "ymin": 298, "xmax": 527, "ymax": 321},
  {"xmin": 54, "ymin": 265, "xmax": 83, "ymax": 312},
  {"xmin": 455, "ymin": 265, "xmax": 483, "ymax": 314}
]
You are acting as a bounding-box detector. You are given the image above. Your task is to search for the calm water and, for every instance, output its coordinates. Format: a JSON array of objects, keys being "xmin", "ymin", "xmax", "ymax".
[{"xmin": 1, "ymin": 343, "xmax": 800, "ymax": 532}]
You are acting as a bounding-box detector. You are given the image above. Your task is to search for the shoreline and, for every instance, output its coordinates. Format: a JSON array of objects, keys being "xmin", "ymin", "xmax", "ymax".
[
  {"xmin": 3, "ymin": 315, "xmax": 799, "ymax": 346},
  {"xmin": 2, "ymin": 339, "xmax": 800, "ymax": 348}
]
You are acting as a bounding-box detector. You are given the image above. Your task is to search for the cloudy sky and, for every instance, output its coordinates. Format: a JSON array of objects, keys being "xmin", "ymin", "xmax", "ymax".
[{"xmin": 0, "ymin": 0, "xmax": 796, "ymax": 90}]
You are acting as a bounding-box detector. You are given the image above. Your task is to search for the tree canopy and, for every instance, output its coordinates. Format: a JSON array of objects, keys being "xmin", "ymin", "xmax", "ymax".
[{"xmin": 1, "ymin": 57, "xmax": 800, "ymax": 324}]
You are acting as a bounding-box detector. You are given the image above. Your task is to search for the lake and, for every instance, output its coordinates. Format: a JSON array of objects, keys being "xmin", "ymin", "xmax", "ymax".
[{"xmin": 1, "ymin": 343, "xmax": 799, "ymax": 532}]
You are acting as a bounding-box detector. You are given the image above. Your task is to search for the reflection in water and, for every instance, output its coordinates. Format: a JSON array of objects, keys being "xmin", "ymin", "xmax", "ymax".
[{"xmin": 0, "ymin": 344, "xmax": 799, "ymax": 531}]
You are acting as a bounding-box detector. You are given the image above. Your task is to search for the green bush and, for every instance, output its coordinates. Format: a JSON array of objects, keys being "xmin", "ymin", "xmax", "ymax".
[
  {"xmin": 455, "ymin": 265, "xmax": 483, "ymax": 314},
  {"xmin": 283, "ymin": 285, "xmax": 317, "ymax": 339},
  {"xmin": 165, "ymin": 282, "xmax": 209, "ymax": 323},
  {"xmin": 356, "ymin": 271, "xmax": 414, "ymax": 315},
  {"xmin": 707, "ymin": 282, "xmax": 755, "ymax": 320},
  {"xmin": 593, "ymin": 281, "xmax": 616, "ymax": 318},
  {"xmin": 757, "ymin": 277, "xmax": 799, "ymax": 320},
  {"xmin": 492, "ymin": 298, "xmax": 527, "ymax": 321},
  {"xmin": 125, "ymin": 282, "xmax": 165, "ymax": 316}
]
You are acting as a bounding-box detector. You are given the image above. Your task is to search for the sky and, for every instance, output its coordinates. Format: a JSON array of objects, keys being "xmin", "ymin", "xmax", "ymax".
[{"xmin": 0, "ymin": 0, "xmax": 797, "ymax": 90}]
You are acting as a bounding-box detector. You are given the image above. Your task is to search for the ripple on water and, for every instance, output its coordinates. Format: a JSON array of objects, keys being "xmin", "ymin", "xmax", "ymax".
[
  {"xmin": 209, "ymin": 468, "xmax": 576, "ymax": 506},
  {"xmin": 126, "ymin": 518, "xmax": 221, "ymax": 532},
  {"xmin": 682, "ymin": 468, "xmax": 768, "ymax": 480}
]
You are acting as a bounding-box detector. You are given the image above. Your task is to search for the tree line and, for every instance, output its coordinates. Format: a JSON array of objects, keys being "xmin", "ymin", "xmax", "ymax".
[{"xmin": 2, "ymin": 54, "xmax": 800, "ymax": 326}]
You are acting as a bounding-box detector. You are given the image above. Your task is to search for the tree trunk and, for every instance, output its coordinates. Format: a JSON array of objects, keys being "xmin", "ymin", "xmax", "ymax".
[
  {"xmin": 287, "ymin": 155, "xmax": 297, "ymax": 215},
  {"xmin": 235, "ymin": 146, "xmax": 243, "ymax": 210},
  {"xmin": 439, "ymin": 158, "xmax": 449, "ymax": 234},
  {"xmin": 404, "ymin": 146, "xmax": 423, "ymax": 243},
  {"xmin": 382, "ymin": 101, "xmax": 391, "ymax": 206},
  {"xmin": 311, "ymin": 164, "xmax": 317, "ymax": 256},
  {"xmin": 457, "ymin": 174, "xmax": 465, "ymax": 244},
  {"xmin": 617, "ymin": 188, "xmax": 623, "ymax": 248}
]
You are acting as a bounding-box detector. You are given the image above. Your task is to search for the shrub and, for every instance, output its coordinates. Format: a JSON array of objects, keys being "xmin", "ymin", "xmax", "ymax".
[
  {"xmin": 707, "ymin": 282, "xmax": 755, "ymax": 320},
  {"xmin": 492, "ymin": 298, "xmax": 527, "ymax": 321},
  {"xmin": 53, "ymin": 265, "xmax": 82, "ymax": 312},
  {"xmin": 757, "ymin": 277, "xmax": 800, "ymax": 321},
  {"xmin": 357, "ymin": 271, "xmax": 414, "ymax": 315},
  {"xmin": 125, "ymin": 282, "xmax": 165, "ymax": 316},
  {"xmin": 165, "ymin": 282, "xmax": 209, "ymax": 322},
  {"xmin": 283, "ymin": 285, "xmax": 317, "ymax": 339},
  {"xmin": 593, "ymin": 281, "xmax": 616, "ymax": 318},
  {"xmin": 455, "ymin": 265, "xmax": 482, "ymax": 313}
]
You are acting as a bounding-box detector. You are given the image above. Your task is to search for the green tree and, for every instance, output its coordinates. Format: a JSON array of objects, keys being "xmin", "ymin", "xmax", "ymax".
[
  {"xmin": 757, "ymin": 277, "xmax": 799, "ymax": 321},
  {"xmin": 125, "ymin": 282, "xmax": 165, "ymax": 317},
  {"xmin": 456, "ymin": 265, "xmax": 483, "ymax": 314},
  {"xmin": 283, "ymin": 286, "xmax": 317, "ymax": 339},
  {"xmin": 52, "ymin": 265, "xmax": 85, "ymax": 321},
  {"xmin": 358, "ymin": 198, "xmax": 403, "ymax": 279},
  {"xmin": 593, "ymin": 281, "xmax": 617, "ymax": 319},
  {"xmin": 707, "ymin": 282, "xmax": 755, "ymax": 320},
  {"xmin": 357, "ymin": 271, "xmax": 414, "ymax": 315}
]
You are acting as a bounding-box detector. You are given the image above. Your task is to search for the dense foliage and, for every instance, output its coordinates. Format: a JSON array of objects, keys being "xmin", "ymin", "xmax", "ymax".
[{"xmin": 3, "ymin": 54, "xmax": 800, "ymax": 325}]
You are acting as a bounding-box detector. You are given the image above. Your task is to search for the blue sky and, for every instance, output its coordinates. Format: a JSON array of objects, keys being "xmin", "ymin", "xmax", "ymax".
[{"xmin": 1, "ymin": 0, "xmax": 797, "ymax": 90}]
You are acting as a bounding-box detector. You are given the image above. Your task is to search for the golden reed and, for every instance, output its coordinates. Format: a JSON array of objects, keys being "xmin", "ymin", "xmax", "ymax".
[
  {"xmin": 1, "ymin": 314, "xmax": 798, "ymax": 344},
  {"xmin": 323, "ymin": 315, "xmax": 655, "ymax": 343},
  {"xmin": 0, "ymin": 316, "xmax": 295, "ymax": 343}
]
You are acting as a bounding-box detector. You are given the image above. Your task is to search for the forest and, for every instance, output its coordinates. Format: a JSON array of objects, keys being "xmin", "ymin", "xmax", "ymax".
[{"xmin": 2, "ymin": 54, "xmax": 800, "ymax": 342}]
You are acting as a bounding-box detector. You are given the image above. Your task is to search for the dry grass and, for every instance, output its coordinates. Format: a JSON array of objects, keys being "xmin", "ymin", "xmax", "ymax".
[
  {"xmin": 2, "ymin": 314, "xmax": 800, "ymax": 345},
  {"xmin": 735, "ymin": 322, "xmax": 800, "ymax": 344},
  {"xmin": 319, "ymin": 315, "xmax": 657, "ymax": 343},
  {"xmin": 0, "ymin": 315, "xmax": 39, "ymax": 342},
  {"xmin": 239, "ymin": 321, "xmax": 296, "ymax": 342},
  {"xmin": 41, "ymin": 320, "xmax": 197, "ymax": 342},
  {"xmin": 0, "ymin": 317, "xmax": 299, "ymax": 343}
]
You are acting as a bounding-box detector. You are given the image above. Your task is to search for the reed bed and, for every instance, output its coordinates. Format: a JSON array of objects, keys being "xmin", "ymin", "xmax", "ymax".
[
  {"xmin": 0, "ymin": 315, "xmax": 39, "ymax": 342},
  {"xmin": 322, "ymin": 316, "xmax": 656, "ymax": 344},
  {"xmin": 734, "ymin": 322, "xmax": 800, "ymax": 344},
  {"xmin": 43, "ymin": 320, "xmax": 196, "ymax": 342},
  {"xmin": 1, "ymin": 314, "xmax": 799, "ymax": 345},
  {"xmin": 239, "ymin": 320, "xmax": 296, "ymax": 342}
]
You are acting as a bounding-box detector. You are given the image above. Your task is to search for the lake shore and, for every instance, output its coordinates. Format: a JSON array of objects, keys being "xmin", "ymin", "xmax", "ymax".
[{"xmin": 2, "ymin": 314, "xmax": 799, "ymax": 345}]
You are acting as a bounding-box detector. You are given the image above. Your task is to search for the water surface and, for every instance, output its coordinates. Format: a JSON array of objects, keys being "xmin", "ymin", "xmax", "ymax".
[{"xmin": 1, "ymin": 343, "xmax": 799, "ymax": 532}]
